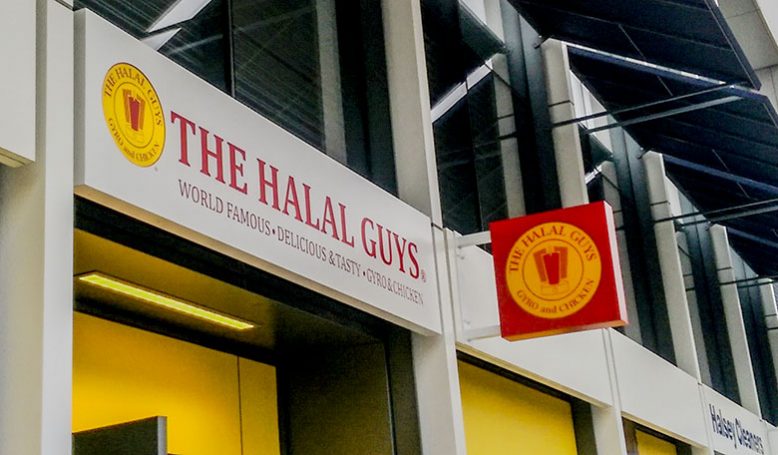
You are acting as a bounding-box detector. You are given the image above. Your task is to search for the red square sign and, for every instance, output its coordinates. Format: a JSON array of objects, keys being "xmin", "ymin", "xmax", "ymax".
[{"xmin": 489, "ymin": 201, "xmax": 627, "ymax": 340}]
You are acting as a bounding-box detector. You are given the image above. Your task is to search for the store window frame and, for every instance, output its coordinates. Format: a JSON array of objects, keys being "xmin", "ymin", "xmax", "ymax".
[
  {"xmin": 457, "ymin": 352, "xmax": 598, "ymax": 455},
  {"xmin": 74, "ymin": 197, "xmax": 421, "ymax": 454},
  {"xmin": 623, "ymin": 420, "xmax": 692, "ymax": 455}
]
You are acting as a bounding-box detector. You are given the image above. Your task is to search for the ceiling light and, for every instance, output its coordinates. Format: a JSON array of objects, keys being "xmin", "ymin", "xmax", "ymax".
[{"xmin": 77, "ymin": 272, "xmax": 254, "ymax": 331}]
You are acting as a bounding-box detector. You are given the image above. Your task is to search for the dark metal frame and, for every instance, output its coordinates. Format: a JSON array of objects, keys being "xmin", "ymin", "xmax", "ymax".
[
  {"xmin": 680, "ymin": 199, "xmax": 741, "ymax": 403},
  {"xmin": 610, "ymin": 127, "xmax": 676, "ymax": 363},
  {"xmin": 502, "ymin": 8, "xmax": 561, "ymax": 213},
  {"xmin": 508, "ymin": 0, "xmax": 761, "ymax": 89},
  {"xmin": 732, "ymin": 258, "xmax": 778, "ymax": 425},
  {"xmin": 553, "ymin": 84, "xmax": 735, "ymax": 128},
  {"xmin": 656, "ymin": 199, "xmax": 778, "ymax": 228},
  {"xmin": 553, "ymin": 85, "xmax": 744, "ymax": 135}
]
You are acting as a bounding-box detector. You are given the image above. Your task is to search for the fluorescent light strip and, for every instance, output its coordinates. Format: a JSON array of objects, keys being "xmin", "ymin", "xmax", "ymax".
[{"xmin": 78, "ymin": 272, "xmax": 254, "ymax": 331}]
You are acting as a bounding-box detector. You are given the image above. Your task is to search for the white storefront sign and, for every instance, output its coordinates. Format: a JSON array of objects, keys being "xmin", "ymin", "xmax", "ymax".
[
  {"xmin": 74, "ymin": 11, "xmax": 441, "ymax": 334},
  {"xmin": 703, "ymin": 385, "xmax": 770, "ymax": 455}
]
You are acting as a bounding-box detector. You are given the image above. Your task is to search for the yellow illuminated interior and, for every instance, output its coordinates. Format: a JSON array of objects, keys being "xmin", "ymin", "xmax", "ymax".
[
  {"xmin": 73, "ymin": 313, "xmax": 280, "ymax": 455},
  {"xmin": 636, "ymin": 430, "xmax": 679, "ymax": 455},
  {"xmin": 458, "ymin": 360, "xmax": 578, "ymax": 455},
  {"xmin": 77, "ymin": 272, "xmax": 254, "ymax": 330}
]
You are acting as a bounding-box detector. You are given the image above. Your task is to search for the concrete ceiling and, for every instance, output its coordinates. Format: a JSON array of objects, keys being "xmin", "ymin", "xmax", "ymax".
[{"xmin": 720, "ymin": 0, "xmax": 778, "ymax": 70}]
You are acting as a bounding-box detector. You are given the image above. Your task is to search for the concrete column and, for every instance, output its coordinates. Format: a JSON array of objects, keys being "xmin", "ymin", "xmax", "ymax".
[
  {"xmin": 382, "ymin": 0, "xmax": 442, "ymax": 225},
  {"xmin": 315, "ymin": 0, "xmax": 347, "ymax": 163},
  {"xmin": 484, "ymin": 0, "xmax": 525, "ymax": 217},
  {"xmin": 382, "ymin": 2, "xmax": 466, "ymax": 452},
  {"xmin": 491, "ymin": 56, "xmax": 525, "ymax": 217},
  {"xmin": 0, "ymin": 0, "xmax": 36, "ymax": 166},
  {"xmin": 542, "ymin": 39, "xmax": 588, "ymax": 208},
  {"xmin": 411, "ymin": 226, "xmax": 468, "ymax": 455},
  {"xmin": 679, "ymin": 231, "xmax": 714, "ymax": 386},
  {"xmin": 601, "ymin": 160, "xmax": 643, "ymax": 343},
  {"xmin": 643, "ymin": 152, "xmax": 701, "ymax": 379},
  {"xmin": 0, "ymin": 1, "xmax": 74, "ymax": 454},
  {"xmin": 758, "ymin": 280, "xmax": 778, "ymax": 393},
  {"xmin": 709, "ymin": 224, "xmax": 761, "ymax": 416},
  {"xmin": 592, "ymin": 329, "xmax": 629, "ymax": 455}
]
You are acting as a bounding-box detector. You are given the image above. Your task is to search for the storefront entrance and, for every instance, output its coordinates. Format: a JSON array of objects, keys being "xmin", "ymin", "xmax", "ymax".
[{"xmin": 72, "ymin": 199, "xmax": 419, "ymax": 455}]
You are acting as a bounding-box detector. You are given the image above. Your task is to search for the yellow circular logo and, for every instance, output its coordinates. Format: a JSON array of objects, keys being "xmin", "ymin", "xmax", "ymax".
[
  {"xmin": 505, "ymin": 222, "xmax": 601, "ymax": 319},
  {"xmin": 102, "ymin": 63, "xmax": 165, "ymax": 167}
]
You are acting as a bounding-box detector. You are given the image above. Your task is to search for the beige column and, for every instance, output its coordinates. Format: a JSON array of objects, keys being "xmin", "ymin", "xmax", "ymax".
[
  {"xmin": 542, "ymin": 39, "xmax": 588, "ymax": 208},
  {"xmin": 382, "ymin": 2, "xmax": 467, "ymax": 455},
  {"xmin": 382, "ymin": 0, "xmax": 442, "ymax": 226},
  {"xmin": 709, "ymin": 224, "xmax": 761, "ymax": 416},
  {"xmin": 643, "ymin": 151, "xmax": 702, "ymax": 379},
  {"xmin": 0, "ymin": 1, "xmax": 74, "ymax": 454}
]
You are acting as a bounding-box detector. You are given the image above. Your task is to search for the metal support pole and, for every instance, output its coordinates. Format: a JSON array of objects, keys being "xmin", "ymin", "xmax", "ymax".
[
  {"xmin": 580, "ymin": 96, "xmax": 743, "ymax": 135},
  {"xmin": 455, "ymin": 231, "xmax": 491, "ymax": 248},
  {"xmin": 552, "ymin": 83, "xmax": 734, "ymax": 128}
]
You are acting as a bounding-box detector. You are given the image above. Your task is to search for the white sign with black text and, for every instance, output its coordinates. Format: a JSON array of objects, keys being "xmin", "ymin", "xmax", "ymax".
[{"xmin": 704, "ymin": 385, "xmax": 770, "ymax": 455}]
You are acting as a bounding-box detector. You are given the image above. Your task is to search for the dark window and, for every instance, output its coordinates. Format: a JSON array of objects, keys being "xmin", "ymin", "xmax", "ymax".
[
  {"xmin": 434, "ymin": 74, "xmax": 509, "ymax": 234},
  {"xmin": 231, "ymin": 0, "xmax": 323, "ymax": 149},
  {"xmin": 579, "ymin": 128, "xmax": 612, "ymax": 203},
  {"xmin": 679, "ymin": 194, "xmax": 740, "ymax": 402},
  {"xmin": 733, "ymin": 255, "xmax": 778, "ymax": 425},
  {"xmin": 75, "ymin": 0, "xmax": 396, "ymax": 194},
  {"xmin": 422, "ymin": 0, "xmax": 526, "ymax": 234},
  {"xmin": 75, "ymin": 0, "xmax": 229, "ymax": 91}
]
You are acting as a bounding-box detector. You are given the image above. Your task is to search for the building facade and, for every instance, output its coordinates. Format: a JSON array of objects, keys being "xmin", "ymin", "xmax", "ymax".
[{"xmin": 1, "ymin": 0, "xmax": 778, "ymax": 454}]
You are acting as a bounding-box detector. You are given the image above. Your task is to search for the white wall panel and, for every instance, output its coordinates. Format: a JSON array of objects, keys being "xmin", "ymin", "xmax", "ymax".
[
  {"xmin": 0, "ymin": 0, "xmax": 36, "ymax": 166},
  {"xmin": 454, "ymin": 241, "xmax": 613, "ymax": 405},
  {"xmin": 0, "ymin": 2, "xmax": 73, "ymax": 454},
  {"xmin": 612, "ymin": 331, "xmax": 709, "ymax": 446},
  {"xmin": 754, "ymin": 0, "xmax": 778, "ymax": 55}
]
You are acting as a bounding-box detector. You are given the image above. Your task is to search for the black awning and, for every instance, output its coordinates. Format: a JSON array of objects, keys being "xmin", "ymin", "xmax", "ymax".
[
  {"xmin": 568, "ymin": 46, "xmax": 778, "ymax": 275},
  {"xmin": 508, "ymin": 0, "xmax": 759, "ymax": 88}
]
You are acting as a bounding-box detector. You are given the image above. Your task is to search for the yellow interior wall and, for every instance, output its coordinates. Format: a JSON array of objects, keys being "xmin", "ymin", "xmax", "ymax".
[
  {"xmin": 458, "ymin": 360, "xmax": 579, "ymax": 455},
  {"xmin": 636, "ymin": 430, "xmax": 678, "ymax": 455},
  {"xmin": 239, "ymin": 357, "xmax": 281, "ymax": 454},
  {"xmin": 73, "ymin": 313, "xmax": 280, "ymax": 455}
]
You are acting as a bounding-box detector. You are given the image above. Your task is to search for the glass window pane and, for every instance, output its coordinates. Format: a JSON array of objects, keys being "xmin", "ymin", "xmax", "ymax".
[
  {"xmin": 231, "ymin": 0, "xmax": 327, "ymax": 150},
  {"xmin": 76, "ymin": 0, "xmax": 395, "ymax": 192},
  {"xmin": 75, "ymin": 0, "xmax": 228, "ymax": 92}
]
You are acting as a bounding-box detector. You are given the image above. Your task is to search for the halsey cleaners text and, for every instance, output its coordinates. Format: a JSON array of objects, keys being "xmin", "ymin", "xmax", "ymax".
[
  {"xmin": 169, "ymin": 111, "xmax": 422, "ymax": 281},
  {"xmin": 710, "ymin": 404, "xmax": 764, "ymax": 454}
]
